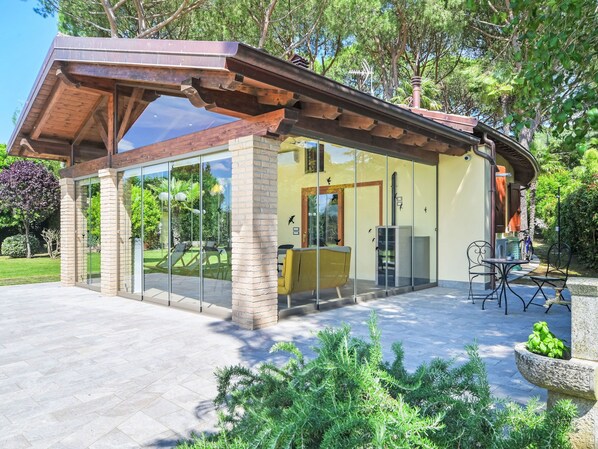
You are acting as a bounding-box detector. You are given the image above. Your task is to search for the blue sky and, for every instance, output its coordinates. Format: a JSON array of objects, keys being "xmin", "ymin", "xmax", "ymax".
[{"xmin": 1, "ymin": 1, "xmax": 58, "ymax": 145}]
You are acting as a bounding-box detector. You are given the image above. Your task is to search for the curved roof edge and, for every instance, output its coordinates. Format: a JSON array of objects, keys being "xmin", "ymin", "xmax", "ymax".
[{"xmin": 475, "ymin": 122, "xmax": 540, "ymax": 186}]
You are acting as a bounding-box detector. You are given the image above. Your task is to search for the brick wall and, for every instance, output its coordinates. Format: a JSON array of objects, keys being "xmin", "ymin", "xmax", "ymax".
[
  {"xmin": 99, "ymin": 169, "xmax": 118, "ymax": 296},
  {"xmin": 230, "ymin": 135, "xmax": 279, "ymax": 329},
  {"xmin": 59, "ymin": 178, "xmax": 76, "ymax": 286}
]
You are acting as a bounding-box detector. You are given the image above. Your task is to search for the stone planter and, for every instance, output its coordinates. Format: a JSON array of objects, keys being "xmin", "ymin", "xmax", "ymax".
[{"xmin": 514, "ymin": 278, "xmax": 598, "ymax": 449}]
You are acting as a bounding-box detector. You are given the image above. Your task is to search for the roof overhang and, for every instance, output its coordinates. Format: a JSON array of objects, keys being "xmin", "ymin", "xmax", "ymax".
[{"xmin": 9, "ymin": 36, "xmax": 482, "ymax": 166}]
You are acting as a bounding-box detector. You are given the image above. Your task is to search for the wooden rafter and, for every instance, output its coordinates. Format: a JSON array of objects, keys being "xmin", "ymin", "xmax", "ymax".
[
  {"xmin": 293, "ymin": 116, "xmax": 439, "ymax": 165},
  {"xmin": 300, "ymin": 102, "xmax": 342, "ymax": 120},
  {"xmin": 257, "ymin": 90, "xmax": 299, "ymax": 107},
  {"xmin": 399, "ymin": 133, "xmax": 430, "ymax": 147},
  {"xmin": 117, "ymin": 88, "xmax": 144, "ymax": 141},
  {"xmin": 73, "ymin": 96, "xmax": 107, "ymax": 146},
  {"xmin": 31, "ymin": 82, "xmax": 67, "ymax": 140},
  {"xmin": 339, "ymin": 113, "xmax": 377, "ymax": 131},
  {"xmin": 93, "ymin": 111, "xmax": 109, "ymax": 150},
  {"xmin": 370, "ymin": 124, "xmax": 405, "ymax": 139}
]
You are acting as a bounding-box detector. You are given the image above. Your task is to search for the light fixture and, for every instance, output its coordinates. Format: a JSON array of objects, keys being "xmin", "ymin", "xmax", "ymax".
[{"xmin": 175, "ymin": 192, "xmax": 187, "ymax": 201}]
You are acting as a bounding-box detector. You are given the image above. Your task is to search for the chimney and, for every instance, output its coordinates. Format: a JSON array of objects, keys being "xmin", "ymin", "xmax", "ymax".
[
  {"xmin": 290, "ymin": 54, "xmax": 309, "ymax": 69},
  {"xmin": 411, "ymin": 76, "xmax": 422, "ymax": 108}
]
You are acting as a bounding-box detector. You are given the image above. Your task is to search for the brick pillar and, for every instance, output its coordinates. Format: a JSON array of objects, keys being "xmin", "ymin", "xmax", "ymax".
[
  {"xmin": 99, "ymin": 168, "xmax": 118, "ymax": 296},
  {"xmin": 230, "ymin": 135, "xmax": 279, "ymax": 329},
  {"xmin": 60, "ymin": 178, "xmax": 76, "ymax": 286}
]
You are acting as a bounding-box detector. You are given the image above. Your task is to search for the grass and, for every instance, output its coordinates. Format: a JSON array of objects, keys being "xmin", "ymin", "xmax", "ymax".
[{"xmin": 0, "ymin": 254, "xmax": 61, "ymax": 286}]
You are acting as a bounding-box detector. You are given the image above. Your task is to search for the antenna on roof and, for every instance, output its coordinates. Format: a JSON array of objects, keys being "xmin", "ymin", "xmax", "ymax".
[{"xmin": 349, "ymin": 60, "xmax": 374, "ymax": 96}]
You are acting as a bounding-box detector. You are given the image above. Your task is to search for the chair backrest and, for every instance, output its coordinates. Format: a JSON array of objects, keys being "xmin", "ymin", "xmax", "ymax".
[
  {"xmin": 466, "ymin": 240, "xmax": 494, "ymax": 271},
  {"xmin": 545, "ymin": 242, "xmax": 572, "ymax": 280}
]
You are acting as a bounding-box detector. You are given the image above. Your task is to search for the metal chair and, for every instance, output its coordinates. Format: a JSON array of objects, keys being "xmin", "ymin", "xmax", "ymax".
[
  {"xmin": 466, "ymin": 240, "xmax": 496, "ymax": 304},
  {"xmin": 526, "ymin": 242, "xmax": 572, "ymax": 313}
]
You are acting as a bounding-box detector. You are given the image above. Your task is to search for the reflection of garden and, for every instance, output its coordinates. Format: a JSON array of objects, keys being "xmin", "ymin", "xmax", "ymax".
[{"xmin": 143, "ymin": 248, "xmax": 231, "ymax": 281}]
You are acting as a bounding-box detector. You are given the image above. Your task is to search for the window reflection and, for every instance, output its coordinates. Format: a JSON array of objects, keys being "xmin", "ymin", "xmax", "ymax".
[{"xmin": 118, "ymin": 94, "xmax": 239, "ymax": 152}]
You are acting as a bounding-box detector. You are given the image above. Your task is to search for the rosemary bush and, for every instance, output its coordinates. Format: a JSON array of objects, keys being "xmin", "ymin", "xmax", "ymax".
[{"xmin": 179, "ymin": 313, "xmax": 575, "ymax": 449}]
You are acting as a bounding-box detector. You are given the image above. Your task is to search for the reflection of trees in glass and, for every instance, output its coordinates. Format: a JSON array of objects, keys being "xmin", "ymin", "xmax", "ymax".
[{"xmin": 308, "ymin": 193, "xmax": 339, "ymax": 246}]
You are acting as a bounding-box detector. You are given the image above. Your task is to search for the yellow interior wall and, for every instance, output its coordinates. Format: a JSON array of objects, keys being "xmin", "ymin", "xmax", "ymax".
[
  {"xmin": 278, "ymin": 138, "xmax": 437, "ymax": 284},
  {"xmin": 438, "ymin": 151, "xmax": 489, "ymax": 284}
]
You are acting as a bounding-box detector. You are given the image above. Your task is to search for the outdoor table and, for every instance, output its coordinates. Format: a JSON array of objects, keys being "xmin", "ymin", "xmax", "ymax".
[{"xmin": 481, "ymin": 258, "xmax": 529, "ymax": 315}]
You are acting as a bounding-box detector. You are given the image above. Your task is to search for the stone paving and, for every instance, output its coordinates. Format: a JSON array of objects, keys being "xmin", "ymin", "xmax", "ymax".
[{"xmin": 0, "ymin": 282, "xmax": 571, "ymax": 449}]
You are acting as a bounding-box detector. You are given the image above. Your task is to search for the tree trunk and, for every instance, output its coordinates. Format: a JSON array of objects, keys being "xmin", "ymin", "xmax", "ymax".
[{"xmin": 24, "ymin": 221, "xmax": 31, "ymax": 259}]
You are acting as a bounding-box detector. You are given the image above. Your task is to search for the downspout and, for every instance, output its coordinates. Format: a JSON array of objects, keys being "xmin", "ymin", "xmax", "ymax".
[{"xmin": 474, "ymin": 133, "xmax": 497, "ymax": 287}]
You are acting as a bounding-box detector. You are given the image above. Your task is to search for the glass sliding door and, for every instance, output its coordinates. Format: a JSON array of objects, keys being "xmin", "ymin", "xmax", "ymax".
[
  {"xmin": 414, "ymin": 162, "xmax": 438, "ymax": 287},
  {"xmin": 201, "ymin": 154, "xmax": 232, "ymax": 311},
  {"xmin": 142, "ymin": 163, "xmax": 170, "ymax": 305},
  {"xmin": 75, "ymin": 177, "xmax": 101, "ymax": 289},
  {"xmin": 170, "ymin": 158, "xmax": 201, "ymax": 310},
  {"xmin": 355, "ymin": 150, "xmax": 387, "ymax": 298},
  {"xmin": 118, "ymin": 168, "xmax": 142, "ymax": 298}
]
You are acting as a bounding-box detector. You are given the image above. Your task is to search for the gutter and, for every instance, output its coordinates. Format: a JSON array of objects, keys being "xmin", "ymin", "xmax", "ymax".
[
  {"xmin": 227, "ymin": 44, "xmax": 480, "ymax": 149},
  {"xmin": 475, "ymin": 134, "xmax": 498, "ymax": 276}
]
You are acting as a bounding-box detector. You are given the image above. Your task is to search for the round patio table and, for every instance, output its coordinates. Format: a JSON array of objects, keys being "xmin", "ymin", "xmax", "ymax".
[{"xmin": 481, "ymin": 258, "xmax": 529, "ymax": 315}]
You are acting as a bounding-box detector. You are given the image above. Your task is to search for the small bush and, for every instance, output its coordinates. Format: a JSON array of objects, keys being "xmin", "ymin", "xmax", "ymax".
[
  {"xmin": 178, "ymin": 313, "xmax": 575, "ymax": 449},
  {"xmin": 527, "ymin": 321, "xmax": 569, "ymax": 359},
  {"xmin": 1, "ymin": 234, "xmax": 41, "ymax": 258}
]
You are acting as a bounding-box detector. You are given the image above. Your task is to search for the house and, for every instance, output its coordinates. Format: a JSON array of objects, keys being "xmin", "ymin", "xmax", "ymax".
[{"xmin": 7, "ymin": 36, "xmax": 538, "ymax": 329}]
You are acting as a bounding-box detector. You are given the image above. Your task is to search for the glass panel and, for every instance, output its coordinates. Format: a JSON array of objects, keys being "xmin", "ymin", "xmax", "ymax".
[
  {"xmin": 316, "ymin": 142, "xmax": 353, "ymax": 304},
  {"xmin": 117, "ymin": 92, "xmax": 239, "ymax": 153},
  {"xmin": 75, "ymin": 178, "xmax": 101, "ymax": 288},
  {"xmin": 118, "ymin": 168, "xmax": 142, "ymax": 297},
  {"xmin": 142, "ymin": 163, "xmax": 170, "ymax": 305},
  {"xmin": 75, "ymin": 180, "xmax": 88, "ymax": 284},
  {"xmin": 170, "ymin": 158, "xmax": 201, "ymax": 309},
  {"xmin": 201, "ymin": 154, "xmax": 232, "ymax": 311},
  {"xmin": 87, "ymin": 178, "xmax": 101, "ymax": 287},
  {"xmin": 414, "ymin": 162, "xmax": 437, "ymax": 285},
  {"xmin": 387, "ymin": 158, "xmax": 413, "ymax": 289},
  {"xmin": 355, "ymin": 150, "xmax": 388, "ymax": 297}
]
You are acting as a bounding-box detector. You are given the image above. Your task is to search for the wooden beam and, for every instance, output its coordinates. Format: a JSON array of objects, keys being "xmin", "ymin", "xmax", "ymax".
[
  {"xmin": 107, "ymin": 93, "xmax": 116, "ymax": 157},
  {"xmin": 181, "ymin": 78, "xmax": 276, "ymax": 117},
  {"xmin": 93, "ymin": 111, "xmax": 109, "ymax": 150},
  {"xmin": 117, "ymin": 88, "xmax": 144, "ymax": 142},
  {"xmin": 339, "ymin": 113, "xmax": 377, "ymax": 131},
  {"xmin": 31, "ymin": 81, "xmax": 67, "ymax": 140},
  {"xmin": 257, "ymin": 90, "xmax": 299, "ymax": 107},
  {"xmin": 111, "ymin": 108, "xmax": 297, "ymax": 170},
  {"xmin": 73, "ymin": 96, "xmax": 107, "ymax": 146},
  {"xmin": 300, "ymin": 102, "xmax": 342, "ymax": 120},
  {"xmin": 292, "ymin": 116, "xmax": 439, "ymax": 165},
  {"xmin": 60, "ymin": 156, "xmax": 110, "ymax": 179},
  {"xmin": 370, "ymin": 123, "xmax": 405, "ymax": 139},
  {"xmin": 399, "ymin": 133, "xmax": 430, "ymax": 147},
  {"xmin": 20, "ymin": 137, "xmax": 104, "ymax": 160}
]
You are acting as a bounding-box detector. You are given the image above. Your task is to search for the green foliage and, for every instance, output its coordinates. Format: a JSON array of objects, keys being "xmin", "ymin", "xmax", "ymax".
[
  {"xmin": 1, "ymin": 234, "xmax": 42, "ymax": 258},
  {"xmin": 509, "ymin": 0, "xmax": 598, "ymax": 149},
  {"xmin": 527, "ymin": 321, "xmax": 569, "ymax": 359},
  {"xmin": 561, "ymin": 172, "xmax": 598, "ymax": 269},
  {"xmin": 179, "ymin": 313, "xmax": 574, "ymax": 449}
]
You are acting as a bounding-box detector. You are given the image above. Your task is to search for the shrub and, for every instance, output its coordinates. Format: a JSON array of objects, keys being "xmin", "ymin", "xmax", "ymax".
[
  {"xmin": 527, "ymin": 321, "xmax": 569, "ymax": 359},
  {"xmin": 1, "ymin": 234, "xmax": 42, "ymax": 258},
  {"xmin": 178, "ymin": 313, "xmax": 575, "ymax": 449}
]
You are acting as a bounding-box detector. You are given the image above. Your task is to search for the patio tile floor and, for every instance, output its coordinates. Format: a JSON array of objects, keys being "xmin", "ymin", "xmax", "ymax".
[{"xmin": 0, "ymin": 282, "xmax": 570, "ymax": 448}]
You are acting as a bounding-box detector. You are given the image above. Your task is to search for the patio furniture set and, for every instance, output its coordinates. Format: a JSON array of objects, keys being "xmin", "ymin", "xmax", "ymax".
[{"xmin": 467, "ymin": 239, "xmax": 572, "ymax": 315}]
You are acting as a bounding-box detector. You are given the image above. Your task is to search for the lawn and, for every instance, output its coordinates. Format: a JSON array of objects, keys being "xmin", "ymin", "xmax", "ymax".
[{"xmin": 0, "ymin": 254, "xmax": 61, "ymax": 286}]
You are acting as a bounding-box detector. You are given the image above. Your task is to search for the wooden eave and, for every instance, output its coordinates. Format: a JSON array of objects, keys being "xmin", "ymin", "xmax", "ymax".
[{"xmin": 9, "ymin": 36, "xmax": 481, "ymax": 169}]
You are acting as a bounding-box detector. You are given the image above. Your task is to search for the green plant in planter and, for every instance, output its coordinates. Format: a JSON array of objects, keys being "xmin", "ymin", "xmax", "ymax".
[{"xmin": 527, "ymin": 321, "xmax": 569, "ymax": 359}]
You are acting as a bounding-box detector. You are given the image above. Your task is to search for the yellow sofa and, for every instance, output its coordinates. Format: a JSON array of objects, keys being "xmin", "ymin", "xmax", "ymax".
[{"xmin": 278, "ymin": 246, "xmax": 351, "ymax": 307}]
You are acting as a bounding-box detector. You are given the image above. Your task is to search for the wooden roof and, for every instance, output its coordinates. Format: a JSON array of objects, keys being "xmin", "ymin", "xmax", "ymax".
[{"xmin": 8, "ymin": 36, "xmax": 536, "ymax": 184}]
